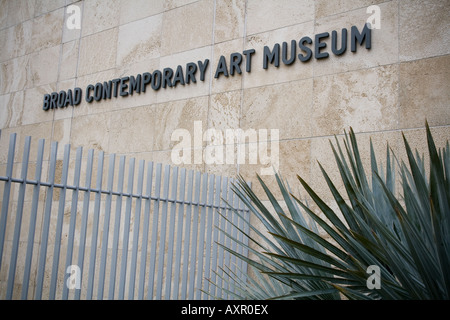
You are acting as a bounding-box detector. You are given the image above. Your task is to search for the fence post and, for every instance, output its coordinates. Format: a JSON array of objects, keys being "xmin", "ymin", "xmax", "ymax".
[
  {"xmin": 6, "ymin": 136, "xmax": 31, "ymax": 299},
  {"xmin": 0, "ymin": 133, "xmax": 16, "ymax": 271},
  {"xmin": 0, "ymin": 132, "xmax": 251, "ymax": 300},
  {"xmin": 22, "ymin": 138, "xmax": 45, "ymax": 299}
]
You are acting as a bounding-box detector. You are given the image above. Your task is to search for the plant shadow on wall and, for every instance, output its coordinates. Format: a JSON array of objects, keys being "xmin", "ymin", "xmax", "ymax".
[{"xmin": 208, "ymin": 121, "xmax": 449, "ymax": 300}]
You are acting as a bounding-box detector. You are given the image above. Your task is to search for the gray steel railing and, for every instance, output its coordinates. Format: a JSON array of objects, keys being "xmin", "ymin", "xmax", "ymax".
[{"xmin": 0, "ymin": 131, "xmax": 250, "ymax": 300}]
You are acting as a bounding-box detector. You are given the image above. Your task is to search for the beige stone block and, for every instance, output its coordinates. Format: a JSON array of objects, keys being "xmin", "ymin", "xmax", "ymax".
[
  {"xmin": 0, "ymin": 91, "xmax": 24, "ymax": 129},
  {"xmin": 0, "ymin": 20, "xmax": 33, "ymax": 62},
  {"xmin": 52, "ymin": 118, "xmax": 72, "ymax": 158},
  {"xmin": 22, "ymin": 82, "xmax": 57, "ymax": 125},
  {"xmin": 243, "ymin": 21, "xmax": 314, "ymax": 89},
  {"xmin": 211, "ymin": 38, "xmax": 244, "ymax": 94},
  {"xmin": 81, "ymin": 0, "xmax": 120, "ymax": 37},
  {"xmin": 35, "ymin": 0, "xmax": 66, "ymax": 16},
  {"xmin": 78, "ymin": 28, "xmax": 118, "ymax": 76},
  {"xmin": 399, "ymin": 0, "xmax": 450, "ymax": 61},
  {"xmin": 110, "ymin": 58, "xmax": 160, "ymax": 111},
  {"xmin": 0, "ymin": 55, "xmax": 31, "ymax": 95},
  {"xmin": 309, "ymin": 130, "xmax": 402, "ymax": 201},
  {"xmin": 5, "ymin": 0, "xmax": 35, "ymax": 27},
  {"xmin": 0, "ymin": 0, "xmax": 8, "ymax": 29},
  {"xmin": 246, "ymin": 0, "xmax": 314, "ymax": 36},
  {"xmin": 29, "ymin": 45, "xmax": 60, "ymax": 87},
  {"xmin": 163, "ymin": 0, "xmax": 199, "ymax": 10},
  {"xmin": 0, "ymin": 127, "xmax": 16, "ymax": 164},
  {"xmin": 238, "ymin": 139, "xmax": 311, "ymax": 201},
  {"xmin": 209, "ymin": 91, "xmax": 241, "ymax": 131},
  {"xmin": 214, "ymin": 0, "xmax": 245, "ymax": 43},
  {"xmin": 399, "ymin": 55, "xmax": 450, "ymax": 129},
  {"xmin": 312, "ymin": 64, "xmax": 399, "ymax": 137},
  {"xmin": 315, "ymin": 0, "xmax": 386, "ymax": 19},
  {"xmin": 72, "ymin": 69, "xmax": 118, "ymax": 117},
  {"xmin": 119, "ymin": 0, "xmax": 164, "ymax": 25},
  {"xmin": 59, "ymin": 40, "xmax": 79, "ymax": 81},
  {"xmin": 108, "ymin": 105, "xmax": 155, "ymax": 155},
  {"xmin": 62, "ymin": 0, "xmax": 82, "ymax": 43},
  {"xmin": 153, "ymin": 96, "xmax": 209, "ymax": 151},
  {"xmin": 30, "ymin": 8, "xmax": 64, "ymax": 53},
  {"xmin": 53, "ymin": 79, "xmax": 77, "ymax": 120},
  {"xmin": 10, "ymin": 122, "xmax": 54, "ymax": 164},
  {"xmin": 70, "ymin": 113, "xmax": 110, "ymax": 153},
  {"xmin": 161, "ymin": 0, "xmax": 214, "ymax": 55},
  {"xmin": 241, "ymin": 79, "xmax": 313, "ymax": 140},
  {"xmin": 0, "ymin": 27, "xmax": 13, "ymax": 62},
  {"xmin": 116, "ymin": 14, "xmax": 162, "ymax": 67},
  {"xmin": 398, "ymin": 126, "xmax": 450, "ymax": 172},
  {"xmin": 157, "ymin": 46, "xmax": 212, "ymax": 103},
  {"xmin": 314, "ymin": 1, "xmax": 398, "ymax": 77}
]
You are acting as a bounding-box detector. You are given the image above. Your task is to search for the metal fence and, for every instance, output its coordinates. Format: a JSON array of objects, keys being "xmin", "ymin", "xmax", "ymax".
[{"xmin": 0, "ymin": 131, "xmax": 250, "ymax": 300}]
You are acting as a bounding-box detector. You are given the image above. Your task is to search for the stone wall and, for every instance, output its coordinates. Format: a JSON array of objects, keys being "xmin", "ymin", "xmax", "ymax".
[{"xmin": 0, "ymin": 0, "xmax": 449, "ymax": 299}]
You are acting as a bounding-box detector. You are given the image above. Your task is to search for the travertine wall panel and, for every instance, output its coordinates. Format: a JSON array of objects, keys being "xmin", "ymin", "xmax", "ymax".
[
  {"xmin": 78, "ymin": 28, "xmax": 118, "ymax": 76},
  {"xmin": 0, "ymin": 0, "xmax": 448, "ymax": 200},
  {"xmin": 161, "ymin": 0, "xmax": 214, "ymax": 55},
  {"xmin": 0, "ymin": 0, "xmax": 448, "ymax": 193},
  {"xmin": 399, "ymin": 55, "xmax": 450, "ymax": 128},
  {"xmin": 0, "ymin": 0, "xmax": 449, "ymax": 299},
  {"xmin": 399, "ymin": 0, "xmax": 450, "ymax": 61},
  {"xmin": 312, "ymin": 64, "xmax": 399, "ymax": 136},
  {"xmin": 246, "ymin": 0, "xmax": 314, "ymax": 35},
  {"xmin": 314, "ymin": 1, "xmax": 398, "ymax": 77}
]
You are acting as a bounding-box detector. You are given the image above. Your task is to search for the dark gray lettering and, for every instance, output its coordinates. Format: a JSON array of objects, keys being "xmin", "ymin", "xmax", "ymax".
[
  {"xmin": 315, "ymin": 32, "xmax": 329, "ymax": 59},
  {"xmin": 263, "ymin": 43, "xmax": 280, "ymax": 69},
  {"xmin": 214, "ymin": 55, "xmax": 228, "ymax": 78}
]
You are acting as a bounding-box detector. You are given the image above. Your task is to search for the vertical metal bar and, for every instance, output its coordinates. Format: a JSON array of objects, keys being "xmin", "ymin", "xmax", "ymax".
[
  {"xmin": 49, "ymin": 144, "xmax": 71, "ymax": 300},
  {"xmin": 242, "ymin": 182, "xmax": 251, "ymax": 279},
  {"xmin": 147, "ymin": 163, "xmax": 162, "ymax": 299},
  {"xmin": 194, "ymin": 173, "xmax": 208, "ymax": 300},
  {"xmin": 155, "ymin": 165, "xmax": 170, "ymax": 299},
  {"xmin": 108, "ymin": 155, "xmax": 126, "ymax": 300},
  {"xmin": 232, "ymin": 182, "xmax": 241, "ymax": 282},
  {"xmin": 97, "ymin": 154, "xmax": 115, "ymax": 300},
  {"xmin": 188, "ymin": 171, "xmax": 201, "ymax": 300},
  {"xmin": 62, "ymin": 147, "xmax": 83, "ymax": 300},
  {"xmin": 128, "ymin": 159, "xmax": 145, "ymax": 299},
  {"xmin": 172, "ymin": 167, "xmax": 186, "ymax": 299},
  {"xmin": 225, "ymin": 177, "xmax": 235, "ymax": 297},
  {"xmin": 180, "ymin": 170, "xmax": 193, "ymax": 300},
  {"xmin": 74, "ymin": 149, "xmax": 94, "ymax": 300},
  {"xmin": 118, "ymin": 158, "xmax": 135, "ymax": 299},
  {"xmin": 164, "ymin": 166, "xmax": 178, "ymax": 299},
  {"xmin": 0, "ymin": 133, "xmax": 16, "ymax": 270},
  {"xmin": 6, "ymin": 136, "xmax": 31, "ymax": 299},
  {"xmin": 138, "ymin": 161, "xmax": 153, "ymax": 300},
  {"xmin": 35, "ymin": 141, "xmax": 58, "ymax": 299},
  {"xmin": 237, "ymin": 185, "xmax": 246, "ymax": 282},
  {"xmin": 216, "ymin": 176, "xmax": 228, "ymax": 299},
  {"xmin": 86, "ymin": 151, "xmax": 104, "ymax": 300},
  {"xmin": 200, "ymin": 174, "xmax": 216, "ymax": 299},
  {"xmin": 206, "ymin": 175, "xmax": 221, "ymax": 299},
  {"xmin": 22, "ymin": 138, "xmax": 45, "ymax": 300}
]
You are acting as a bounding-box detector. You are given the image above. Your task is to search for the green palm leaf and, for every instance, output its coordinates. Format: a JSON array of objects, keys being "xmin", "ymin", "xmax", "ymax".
[{"xmin": 208, "ymin": 122, "xmax": 449, "ymax": 300}]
